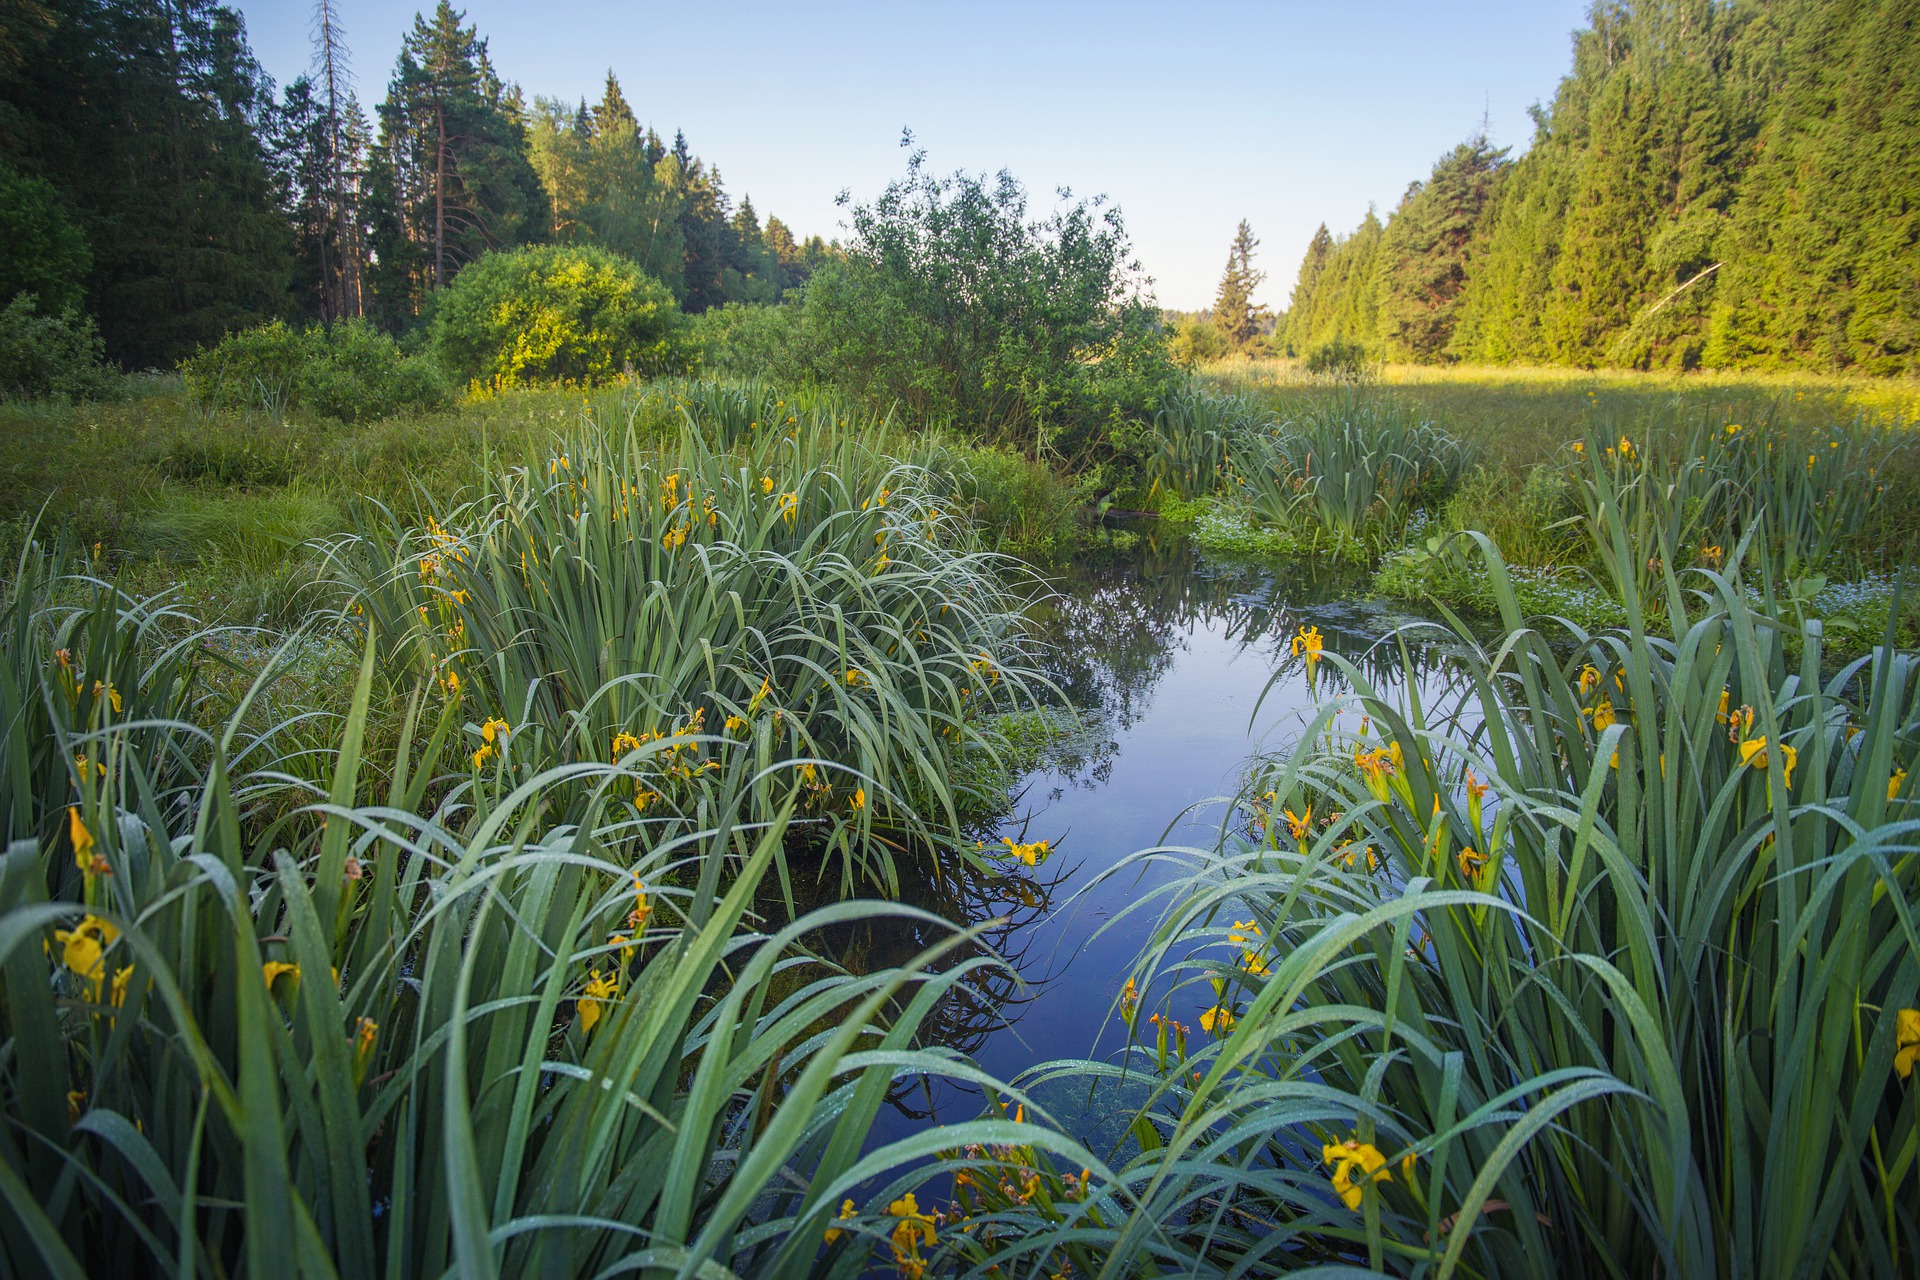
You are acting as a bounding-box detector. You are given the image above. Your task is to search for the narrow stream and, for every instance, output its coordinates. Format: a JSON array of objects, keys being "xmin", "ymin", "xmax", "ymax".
[{"xmin": 856, "ymin": 524, "xmax": 1456, "ymax": 1149}]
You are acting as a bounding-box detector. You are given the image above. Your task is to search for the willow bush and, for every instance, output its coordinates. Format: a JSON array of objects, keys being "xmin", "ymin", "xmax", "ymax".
[{"xmin": 939, "ymin": 534, "xmax": 1920, "ymax": 1276}]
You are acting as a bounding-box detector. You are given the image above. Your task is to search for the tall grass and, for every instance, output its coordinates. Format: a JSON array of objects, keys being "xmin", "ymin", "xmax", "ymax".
[
  {"xmin": 333, "ymin": 408, "xmax": 1045, "ymax": 892},
  {"xmin": 1230, "ymin": 396, "xmax": 1476, "ymax": 554},
  {"xmin": 0, "ymin": 543, "xmax": 1109, "ymax": 1278},
  {"xmin": 936, "ymin": 535, "xmax": 1920, "ymax": 1276},
  {"xmin": 1148, "ymin": 388, "xmax": 1273, "ymax": 502}
]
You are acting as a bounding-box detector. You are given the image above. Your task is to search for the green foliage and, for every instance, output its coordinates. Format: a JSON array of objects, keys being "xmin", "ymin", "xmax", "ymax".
[
  {"xmin": 0, "ymin": 160, "xmax": 89, "ymax": 314},
  {"xmin": 0, "ymin": 295, "xmax": 118, "ymax": 401},
  {"xmin": 334, "ymin": 399, "xmax": 1045, "ymax": 887},
  {"xmin": 1379, "ymin": 135, "xmax": 1507, "ymax": 361},
  {"xmin": 180, "ymin": 319, "xmax": 448, "ymax": 422},
  {"xmin": 1230, "ymin": 396, "xmax": 1476, "ymax": 550},
  {"xmin": 1301, "ymin": 335, "xmax": 1373, "ymax": 380},
  {"xmin": 0, "ymin": 0, "xmax": 292, "ymax": 367},
  {"xmin": 1288, "ymin": 0, "xmax": 1920, "ymax": 376},
  {"xmin": 0, "ymin": 539, "xmax": 1052, "ymax": 1279},
  {"xmin": 802, "ymin": 145, "xmax": 1178, "ymax": 463},
  {"xmin": 960, "ymin": 540, "xmax": 1920, "ymax": 1277},
  {"xmin": 1147, "ymin": 386, "xmax": 1271, "ymax": 501},
  {"xmin": 686, "ymin": 301, "xmax": 813, "ymax": 381},
  {"xmin": 1165, "ymin": 313, "xmax": 1231, "ymax": 369},
  {"xmin": 1278, "ymin": 210, "xmax": 1384, "ymax": 356},
  {"xmin": 430, "ymin": 243, "xmax": 687, "ymax": 389},
  {"xmin": 365, "ymin": 0, "xmax": 549, "ymax": 321},
  {"xmin": 939, "ymin": 441, "xmax": 1092, "ymax": 560},
  {"xmin": 528, "ymin": 74, "xmax": 689, "ymax": 298}
]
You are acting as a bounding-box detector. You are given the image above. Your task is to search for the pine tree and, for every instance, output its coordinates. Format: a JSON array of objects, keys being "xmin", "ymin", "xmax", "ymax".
[
  {"xmin": 366, "ymin": 1, "xmax": 546, "ymax": 320},
  {"xmin": 1211, "ymin": 219, "xmax": 1270, "ymax": 348}
]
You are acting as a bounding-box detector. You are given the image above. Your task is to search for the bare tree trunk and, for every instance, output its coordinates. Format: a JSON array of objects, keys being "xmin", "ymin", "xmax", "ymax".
[
  {"xmin": 313, "ymin": 0, "xmax": 360, "ymax": 318},
  {"xmin": 434, "ymin": 99, "xmax": 446, "ymax": 290}
]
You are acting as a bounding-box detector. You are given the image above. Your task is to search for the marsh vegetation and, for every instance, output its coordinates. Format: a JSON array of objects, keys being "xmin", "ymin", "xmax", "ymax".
[{"xmin": 4, "ymin": 1, "xmax": 1919, "ymax": 1277}]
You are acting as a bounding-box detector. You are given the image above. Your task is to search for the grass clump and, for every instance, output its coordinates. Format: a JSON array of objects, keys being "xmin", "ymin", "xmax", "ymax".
[{"xmin": 332, "ymin": 404, "xmax": 1047, "ymax": 891}]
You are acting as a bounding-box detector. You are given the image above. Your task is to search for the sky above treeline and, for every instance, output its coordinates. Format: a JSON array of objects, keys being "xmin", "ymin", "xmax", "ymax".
[{"xmin": 234, "ymin": 1, "xmax": 1591, "ymax": 312}]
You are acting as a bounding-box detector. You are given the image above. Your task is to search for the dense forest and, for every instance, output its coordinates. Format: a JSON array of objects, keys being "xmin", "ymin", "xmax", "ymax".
[
  {"xmin": 1281, "ymin": 0, "xmax": 1920, "ymax": 375},
  {"xmin": 0, "ymin": 0, "xmax": 832, "ymax": 368}
]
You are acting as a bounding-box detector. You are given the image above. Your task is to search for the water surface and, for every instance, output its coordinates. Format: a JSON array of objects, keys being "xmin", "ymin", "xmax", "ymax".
[{"xmin": 859, "ymin": 526, "xmax": 1451, "ymax": 1144}]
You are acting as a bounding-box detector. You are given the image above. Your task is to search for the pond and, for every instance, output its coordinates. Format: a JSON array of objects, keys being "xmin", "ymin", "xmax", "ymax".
[{"xmin": 853, "ymin": 523, "xmax": 1458, "ymax": 1150}]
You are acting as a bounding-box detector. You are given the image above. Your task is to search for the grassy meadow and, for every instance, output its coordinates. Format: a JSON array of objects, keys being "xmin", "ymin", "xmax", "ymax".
[{"xmin": 3, "ymin": 358, "xmax": 1919, "ymax": 1279}]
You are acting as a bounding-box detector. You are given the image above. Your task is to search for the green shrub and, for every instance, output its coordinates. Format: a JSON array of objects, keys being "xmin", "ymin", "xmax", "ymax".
[
  {"xmin": 685, "ymin": 301, "xmax": 814, "ymax": 381},
  {"xmin": 179, "ymin": 319, "xmax": 448, "ymax": 422},
  {"xmin": 801, "ymin": 150, "xmax": 1179, "ymax": 463},
  {"xmin": 0, "ymin": 295, "xmax": 119, "ymax": 401},
  {"xmin": 1302, "ymin": 334, "xmax": 1372, "ymax": 380},
  {"xmin": 1166, "ymin": 314, "xmax": 1230, "ymax": 369},
  {"xmin": 1438, "ymin": 462, "xmax": 1584, "ymax": 566},
  {"xmin": 939, "ymin": 441, "xmax": 1092, "ymax": 558},
  {"xmin": 430, "ymin": 243, "xmax": 688, "ymax": 389}
]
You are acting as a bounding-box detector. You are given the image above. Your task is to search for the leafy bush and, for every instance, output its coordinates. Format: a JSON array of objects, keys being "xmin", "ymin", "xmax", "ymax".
[
  {"xmin": 180, "ymin": 319, "xmax": 448, "ymax": 422},
  {"xmin": 430, "ymin": 242, "xmax": 688, "ymax": 389},
  {"xmin": 1166, "ymin": 314, "xmax": 1230, "ymax": 368},
  {"xmin": 0, "ymin": 295, "xmax": 120, "ymax": 401},
  {"xmin": 1302, "ymin": 335, "xmax": 1372, "ymax": 380},
  {"xmin": 801, "ymin": 145, "xmax": 1178, "ymax": 463},
  {"xmin": 939, "ymin": 440, "xmax": 1092, "ymax": 558},
  {"xmin": 685, "ymin": 301, "xmax": 814, "ymax": 381}
]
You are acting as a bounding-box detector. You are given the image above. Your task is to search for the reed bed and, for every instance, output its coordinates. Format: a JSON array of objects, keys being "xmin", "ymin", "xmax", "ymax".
[
  {"xmin": 332, "ymin": 402, "xmax": 1046, "ymax": 893},
  {"xmin": 0, "ymin": 540, "xmax": 1111, "ymax": 1279}
]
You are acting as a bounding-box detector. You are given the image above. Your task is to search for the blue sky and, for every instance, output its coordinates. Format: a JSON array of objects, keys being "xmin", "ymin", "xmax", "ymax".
[{"xmin": 234, "ymin": 1, "xmax": 1591, "ymax": 311}]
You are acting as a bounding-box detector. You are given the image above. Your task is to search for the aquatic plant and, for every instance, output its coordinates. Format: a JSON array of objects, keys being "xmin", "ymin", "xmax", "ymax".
[
  {"xmin": 0, "ymin": 550, "xmax": 1104, "ymax": 1278},
  {"xmin": 946, "ymin": 533, "xmax": 1920, "ymax": 1276},
  {"xmin": 1229, "ymin": 395, "xmax": 1476, "ymax": 553},
  {"xmin": 332, "ymin": 410, "xmax": 1046, "ymax": 892}
]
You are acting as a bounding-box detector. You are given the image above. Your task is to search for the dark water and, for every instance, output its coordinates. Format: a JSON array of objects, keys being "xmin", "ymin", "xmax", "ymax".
[{"xmin": 856, "ymin": 525, "xmax": 1453, "ymax": 1147}]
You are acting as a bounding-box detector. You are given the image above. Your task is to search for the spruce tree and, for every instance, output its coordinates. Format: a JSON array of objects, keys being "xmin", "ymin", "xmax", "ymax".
[
  {"xmin": 1378, "ymin": 135, "xmax": 1507, "ymax": 362},
  {"xmin": 1281, "ymin": 224, "xmax": 1332, "ymax": 353},
  {"xmin": 1212, "ymin": 220, "xmax": 1270, "ymax": 348}
]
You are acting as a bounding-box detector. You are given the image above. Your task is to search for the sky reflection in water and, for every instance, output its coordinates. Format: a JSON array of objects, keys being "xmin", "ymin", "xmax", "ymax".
[{"xmin": 863, "ymin": 526, "xmax": 1453, "ymax": 1149}]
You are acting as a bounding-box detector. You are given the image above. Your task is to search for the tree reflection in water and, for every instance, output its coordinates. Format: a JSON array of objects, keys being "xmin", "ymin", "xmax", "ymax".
[{"xmin": 795, "ymin": 527, "xmax": 1461, "ymax": 1124}]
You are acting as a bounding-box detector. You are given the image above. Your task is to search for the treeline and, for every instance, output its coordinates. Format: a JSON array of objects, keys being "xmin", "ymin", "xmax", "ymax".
[
  {"xmin": 0, "ymin": 0, "xmax": 831, "ymax": 368},
  {"xmin": 1281, "ymin": 0, "xmax": 1920, "ymax": 375}
]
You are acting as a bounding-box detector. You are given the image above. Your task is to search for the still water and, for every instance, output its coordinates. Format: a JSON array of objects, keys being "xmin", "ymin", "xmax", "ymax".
[{"xmin": 856, "ymin": 525, "xmax": 1453, "ymax": 1148}]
